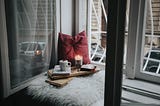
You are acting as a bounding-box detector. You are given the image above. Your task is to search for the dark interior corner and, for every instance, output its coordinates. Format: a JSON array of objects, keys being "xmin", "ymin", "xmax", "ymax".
[
  {"xmin": 0, "ymin": 88, "xmax": 52, "ymax": 106},
  {"xmin": 0, "ymin": 49, "xmax": 3, "ymax": 101},
  {"xmin": 0, "ymin": 88, "xmax": 28, "ymax": 106}
]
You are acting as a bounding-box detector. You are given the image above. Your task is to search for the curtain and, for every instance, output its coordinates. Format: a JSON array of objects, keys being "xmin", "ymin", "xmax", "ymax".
[{"xmin": 5, "ymin": 0, "xmax": 55, "ymax": 88}]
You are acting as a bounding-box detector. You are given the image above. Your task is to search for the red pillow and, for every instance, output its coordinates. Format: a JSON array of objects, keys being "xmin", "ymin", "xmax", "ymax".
[{"xmin": 58, "ymin": 31, "xmax": 91, "ymax": 65}]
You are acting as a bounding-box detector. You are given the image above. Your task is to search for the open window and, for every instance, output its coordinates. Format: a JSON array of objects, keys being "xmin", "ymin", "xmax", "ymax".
[{"xmin": 125, "ymin": 0, "xmax": 160, "ymax": 83}]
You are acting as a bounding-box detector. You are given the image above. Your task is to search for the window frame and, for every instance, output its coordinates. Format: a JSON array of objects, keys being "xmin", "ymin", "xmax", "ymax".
[
  {"xmin": 105, "ymin": 0, "xmax": 127, "ymax": 105},
  {"xmin": 0, "ymin": 0, "xmax": 59, "ymax": 98},
  {"xmin": 125, "ymin": 0, "xmax": 160, "ymax": 83},
  {"xmin": 125, "ymin": 0, "xmax": 144, "ymax": 79}
]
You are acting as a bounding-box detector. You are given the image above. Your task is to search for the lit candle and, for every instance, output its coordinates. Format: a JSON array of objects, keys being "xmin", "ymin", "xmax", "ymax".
[
  {"xmin": 75, "ymin": 55, "xmax": 83, "ymax": 70},
  {"xmin": 75, "ymin": 55, "xmax": 83, "ymax": 60}
]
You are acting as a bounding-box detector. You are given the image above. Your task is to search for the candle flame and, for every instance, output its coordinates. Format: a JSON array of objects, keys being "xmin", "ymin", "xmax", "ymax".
[
  {"xmin": 35, "ymin": 50, "xmax": 41, "ymax": 55},
  {"xmin": 75, "ymin": 55, "xmax": 83, "ymax": 60}
]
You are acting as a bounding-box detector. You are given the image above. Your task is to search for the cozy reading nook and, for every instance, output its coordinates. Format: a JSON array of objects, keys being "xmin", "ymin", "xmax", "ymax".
[
  {"xmin": 1, "ymin": 0, "xmax": 160, "ymax": 106},
  {"xmin": 0, "ymin": 0, "xmax": 108, "ymax": 105}
]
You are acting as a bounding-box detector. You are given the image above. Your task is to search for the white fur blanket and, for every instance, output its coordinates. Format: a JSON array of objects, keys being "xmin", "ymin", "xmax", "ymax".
[{"xmin": 27, "ymin": 70, "xmax": 105, "ymax": 106}]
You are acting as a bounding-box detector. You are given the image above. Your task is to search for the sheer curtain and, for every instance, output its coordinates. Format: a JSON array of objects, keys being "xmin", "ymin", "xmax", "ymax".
[{"xmin": 5, "ymin": 0, "xmax": 55, "ymax": 88}]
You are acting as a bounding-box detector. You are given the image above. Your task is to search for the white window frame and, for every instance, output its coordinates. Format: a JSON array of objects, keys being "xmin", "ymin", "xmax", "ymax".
[
  {"xmin": 0, "ymin": 0, "xmax": 59, "ymax": 98},
  {"xmin": 125, "ymin": 0, "xmax": 144, "ymax": 79},
  {"xmin": 125, "ymin": 0, "xmax": 160, "ymax": 83}
]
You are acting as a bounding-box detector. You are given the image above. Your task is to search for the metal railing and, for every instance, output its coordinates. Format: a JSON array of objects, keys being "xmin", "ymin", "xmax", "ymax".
[{"xmin": 142, "ymin": 0, "xmax": 160, "ymax": 76}]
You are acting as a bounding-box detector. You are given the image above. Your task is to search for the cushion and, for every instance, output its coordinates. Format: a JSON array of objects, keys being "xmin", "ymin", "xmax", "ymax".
[{"xmin": 58, "ymin": 31, "xmax": 91, "ymax": 65}]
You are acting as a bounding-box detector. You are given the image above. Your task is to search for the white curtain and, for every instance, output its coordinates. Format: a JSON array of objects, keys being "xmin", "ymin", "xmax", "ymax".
[{"xmin": 5, "ymin": 0, "xmax": 55, "ymax": 88}]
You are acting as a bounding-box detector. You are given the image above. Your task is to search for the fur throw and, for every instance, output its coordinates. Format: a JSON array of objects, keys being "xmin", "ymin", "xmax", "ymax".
[{"xmin": 27, "ymin": 70, "xmax": 105, "ymax": 106}]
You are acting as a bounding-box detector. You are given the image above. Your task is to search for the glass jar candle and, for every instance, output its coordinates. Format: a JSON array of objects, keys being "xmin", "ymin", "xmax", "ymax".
[{"xmin": 75, "ymin": 55, "xmax": 83, "ymax": 70}]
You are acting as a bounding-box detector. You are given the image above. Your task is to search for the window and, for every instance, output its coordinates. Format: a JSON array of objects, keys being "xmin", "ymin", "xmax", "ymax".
[
  {"xmin": 105, "ymin": 0, "xmax": 127, "ymax": 105},
  {"xmin": 89, "ymin": 0, "xmax": 107, "ymax": 65},
  {"xmin": 0, "ymin": 1, "xmax": 127, "ymax": 105},
  {"xmin": 0, "ymin": 0, "xmax": 56, "ymax": 97},
  {"xmin": 143, "ymin": 0, "xmax": 160, "ymax": 76},
  {"xmin": 125, "ymin": 0, "xmax": 160, "ymax": 83}
]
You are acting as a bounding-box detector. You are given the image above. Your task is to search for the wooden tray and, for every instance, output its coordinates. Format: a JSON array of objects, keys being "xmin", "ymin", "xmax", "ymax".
[{"xmin": 47, "ymin": 67, "xmax": 100, "ymax": 80}]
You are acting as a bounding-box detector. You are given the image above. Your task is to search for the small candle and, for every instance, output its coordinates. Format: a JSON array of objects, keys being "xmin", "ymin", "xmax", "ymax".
[{"xmin": 75, "ymin": 55, "xmax": 83, "ymax": 70}]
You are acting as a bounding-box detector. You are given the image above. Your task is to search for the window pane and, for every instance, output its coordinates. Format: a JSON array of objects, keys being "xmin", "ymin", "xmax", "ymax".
[
  {"xmin": 122, "ymin": 0, "xmax": 160, "ymax": 105},
  {"xmin": 5, "ymin": 0, "xmax": 55, "ymax": 88},
  {"xmin": 142, "ymin": 0, "xmax": 160, "ymax": 75},
  {"xmin": 90, "ymin": 0, "xmax": 107, "ymax": 65}
]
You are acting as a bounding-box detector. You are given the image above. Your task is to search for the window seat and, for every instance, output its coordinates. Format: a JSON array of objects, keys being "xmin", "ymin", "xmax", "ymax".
[{"xmin": 26, "ymin": 70, "xmax": 105, "ymax": 106}]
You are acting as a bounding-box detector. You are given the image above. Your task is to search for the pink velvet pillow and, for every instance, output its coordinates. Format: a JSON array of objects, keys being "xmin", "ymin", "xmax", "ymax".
[{"xmin": 58, "ymin": 31, "xmax": 91, "ymax": 65}]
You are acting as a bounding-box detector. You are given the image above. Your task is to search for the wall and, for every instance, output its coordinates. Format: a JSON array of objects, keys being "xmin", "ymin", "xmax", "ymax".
[
  {"xmin": 60, "ymin": 0, "xmax": 75, "ymax": 35},
  {"xmin": 59, "ymin": 0, "xmax": 87, "ymax": 35}
]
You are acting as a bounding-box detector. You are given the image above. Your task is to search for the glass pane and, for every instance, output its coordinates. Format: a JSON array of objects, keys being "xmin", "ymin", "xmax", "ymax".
[
  {"xmin": 90, "ymin": 0, "xmax": 107, "ymax": 64},
  {"xmin": 142, "ymin": 0, "xmax": 160, "ymax": 75},
  {"xmin": 143, "ymin": 59, "xmax": 159, "ymax": 73},
  {"xmin": 5, "ymin": 0, "xmax": 55, "ymax": 88},
  {"xmin": 122, "ymin": 0, "xmax": 160, "ymax": 105}
]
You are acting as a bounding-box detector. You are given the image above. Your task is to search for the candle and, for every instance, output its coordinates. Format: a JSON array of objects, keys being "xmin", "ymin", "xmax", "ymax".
[
  {"xmin": 75, "ymin": 55, "xmax": 83, "ymax": 70},
  {"xmin": 75, "ymin": 55, "xmax": 83, "ymax": 60}
]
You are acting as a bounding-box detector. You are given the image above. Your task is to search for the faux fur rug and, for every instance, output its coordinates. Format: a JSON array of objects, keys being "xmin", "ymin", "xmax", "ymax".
[{"xmin": 26, "ymin": 70, "xmax": 105, "ymax": 106}]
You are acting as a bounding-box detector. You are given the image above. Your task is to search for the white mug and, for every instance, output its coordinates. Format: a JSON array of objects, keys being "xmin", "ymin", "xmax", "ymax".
[{"xmin": 59, "ymin": 60, "xmax": 71, "ymax": 71}]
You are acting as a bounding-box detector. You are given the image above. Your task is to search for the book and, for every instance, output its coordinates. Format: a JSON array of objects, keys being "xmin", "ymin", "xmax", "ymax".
[
  {"xmin": 80, "ymin": 64, "xmax": 97, "ymax": 71},
  {"xmin": 50, "ymin": 65, "xmax": 71, "ymax": 76},
  {"xmin": 45, "ymin": 78, "xmax": 73, "ymax": 87}
]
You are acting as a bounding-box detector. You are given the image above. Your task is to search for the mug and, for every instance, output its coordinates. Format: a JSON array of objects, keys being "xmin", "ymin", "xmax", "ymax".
[{"xmin": 59, "ymin": 60, "xmax": 71, "ymax": 71}]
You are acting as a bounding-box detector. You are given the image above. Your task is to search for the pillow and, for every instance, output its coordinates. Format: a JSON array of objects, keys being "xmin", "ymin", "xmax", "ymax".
[{"xmin": 58, "ymin": 31, "xmax": 91, "ymax": 65}]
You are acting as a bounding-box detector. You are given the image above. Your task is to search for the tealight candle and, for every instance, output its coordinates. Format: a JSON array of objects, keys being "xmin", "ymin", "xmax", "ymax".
[{"xmin": 75, "ymin": 55, "xmax": 83, "ymax": 70}]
